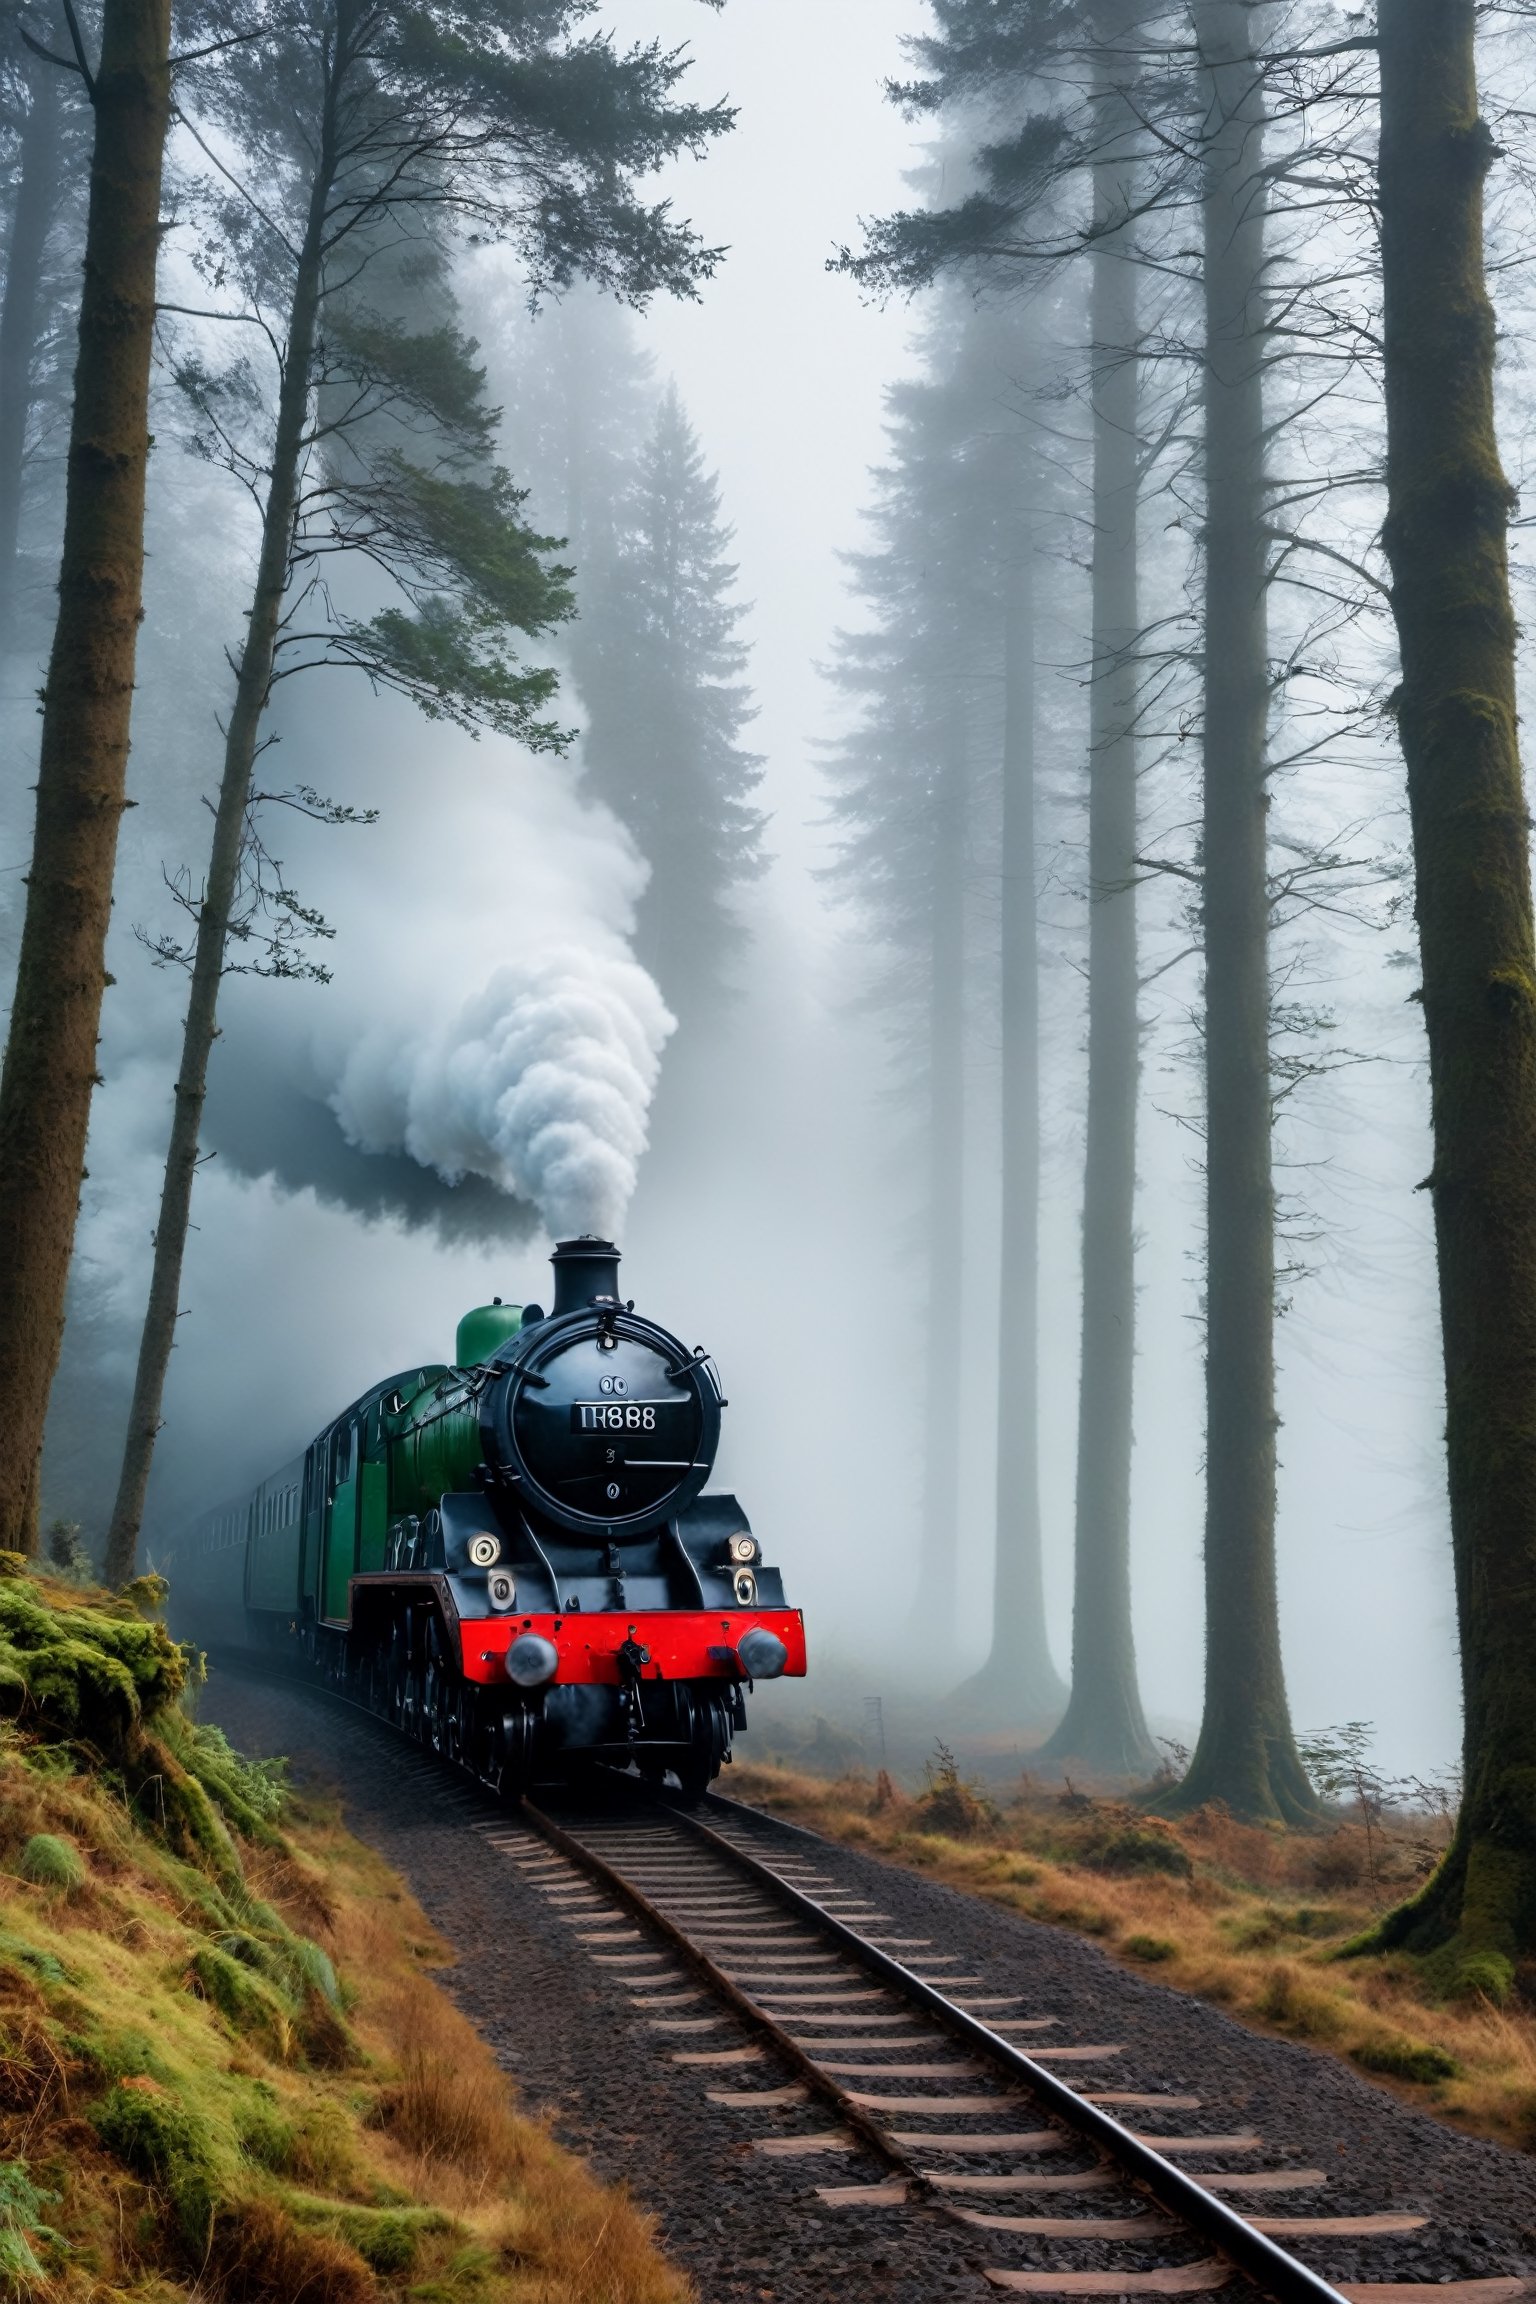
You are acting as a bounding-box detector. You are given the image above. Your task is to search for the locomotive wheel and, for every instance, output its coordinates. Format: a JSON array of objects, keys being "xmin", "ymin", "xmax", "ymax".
[
  {"xmin": 361, "ymin": 1631, "xmax": 387, "ymax": 1720},
  {"xmin": 391, "ymin": 1611, "xmax": 420, "ymax": 1739},
  {"xmin": 495, "ymin": 1700, "xmax": 538, "ymax": 1796},
  {"xmin": 421, "ymin": 1613, "xmax": 451, "ymax": 1757},
  {"xmin": 673, "ymin": 1692, "xmax": 731, "ymax": 1805}
]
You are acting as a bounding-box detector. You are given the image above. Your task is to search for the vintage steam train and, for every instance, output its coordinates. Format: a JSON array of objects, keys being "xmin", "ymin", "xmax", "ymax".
[{"xmin": 166, "ymin": 1237, "xmax": 806, "ymax": 1796}]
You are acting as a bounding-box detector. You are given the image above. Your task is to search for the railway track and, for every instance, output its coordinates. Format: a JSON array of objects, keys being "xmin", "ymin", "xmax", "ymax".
[{"xmin": 464, "ymin": 1788, "xmax": 1529, "ymax": 2304}]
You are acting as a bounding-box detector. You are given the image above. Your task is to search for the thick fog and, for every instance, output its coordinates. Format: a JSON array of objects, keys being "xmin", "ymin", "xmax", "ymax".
[{"xmin": 0, "ymin": 0, "xmax": 1484, "ymax": 1783}]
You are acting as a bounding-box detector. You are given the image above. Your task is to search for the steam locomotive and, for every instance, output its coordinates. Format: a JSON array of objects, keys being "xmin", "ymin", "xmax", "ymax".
[{"xmin": 167, "ymin": 1237, "xmax": 806, "ymax": 1796}]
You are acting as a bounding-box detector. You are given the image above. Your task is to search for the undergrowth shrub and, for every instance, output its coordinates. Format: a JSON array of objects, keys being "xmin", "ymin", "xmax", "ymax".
[
  {"xmin": 1450, "ymin": 1951, "xmax": 1515, "ymax": 2007},
  {"xmin": 1123, "ymin": 1933, "xmax": 1177, "ymax": 1963},
  {"xmin": 169, "ymin": 1718, "xmax": 287, "ymax": 1840},
  {"xmin": 0, "ymin": 2160, "xmax": 62, "ymax": 2289},
  {"xmin": 1310, "ymin": 1831, "xmax": 1367, "ymax": 1890},
  {"xmin": 1072, "ymin": 1814, "xmax": 1192, "ymax": 1880},
  {"xmin": 248, "ymin": 2101, "xmax": 357, "ymax": 2190},
  {"xmin": 70, "ymin": 2026, "xmax": 171, "ymax": 2088},
  {"xmin": 0, "ymin": 1931, "xmax": 65, "ymax": 1988},
  {"xmin": 1250, "ymin": 1958, "xmax": 1358, "ymax": 2043},
  {"xmin": 207, "ymin": 2197, "xmax": 375, "ymax": 2304},
  {"xmin": 915, "ymin": 1743, "xmax": 996, "ymax": 1837},
  {"xmin": 17, "ymin": 1833, "xmax": 84, "ymax": 1892},
  {"xmin": 190, "ymin": 1946, "xmax": 295, "ymax": 2059},
  {"xmin": 323, "ymin": 2204, "xmax": 450, "ymax": 2274},
  {"xmin": 1352, "ymin": 2035, "xmax": 1459, "ymax": 2084},
  {"xmin": 90, "ymin": 2076, "xmax": 225, "ymax": 2252},
  {"xmin": 236, "ymin": 2103, "xmax": 296, "ymax": 2173}
]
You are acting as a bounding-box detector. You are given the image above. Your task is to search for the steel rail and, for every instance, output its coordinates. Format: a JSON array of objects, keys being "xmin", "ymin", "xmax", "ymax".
[
  {"xmin": 659, "ymin": 1794, "xmax": 1350, "ymax": 2304},
  {"xmin": 519, "ymin": 1797, "xmax": 976, "ymax": 2227}
]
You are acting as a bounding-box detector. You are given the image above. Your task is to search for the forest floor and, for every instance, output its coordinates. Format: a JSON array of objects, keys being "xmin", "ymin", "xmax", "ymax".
[
  {"xmin": 0, "ymin": 1561, "xmax": 687, "ymax": 2304},
  {"xmin": 719, "ymin": 1752, "xmax": 1536, "ymax": 2158}
]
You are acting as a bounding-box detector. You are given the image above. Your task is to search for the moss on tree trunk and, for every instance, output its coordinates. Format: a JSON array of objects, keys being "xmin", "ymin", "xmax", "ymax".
[
  {"xmin": 1157, "ymin": 0, "xmax": 1318, "ymax": 1826},
  {"xmin": 0, "ymin": 0, "xmax": 172, "ymax": 1555},
  {"xmin": 1363, "ymin": 0, "xmax": 1536, "ymax": 1988}
]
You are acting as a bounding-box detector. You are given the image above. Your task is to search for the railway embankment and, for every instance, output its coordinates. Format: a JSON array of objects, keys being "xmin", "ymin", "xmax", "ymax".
[
  {"xmin": 721, "ymin": 1759, "xmax": 1536, "ymax": 2154},
  {"xmin": 0, "ymin": 1559, "xmax": 687, "ymax": 2304},
  {"xmin": 198, "ymin": 1672, "xmax": 1536, "ymax": 2304}
]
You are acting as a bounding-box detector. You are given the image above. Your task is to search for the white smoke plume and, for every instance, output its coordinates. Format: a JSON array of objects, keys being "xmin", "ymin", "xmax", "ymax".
[{"xmin": 330, "ymin": 948, "xmax": 675, "ymax": 1241}]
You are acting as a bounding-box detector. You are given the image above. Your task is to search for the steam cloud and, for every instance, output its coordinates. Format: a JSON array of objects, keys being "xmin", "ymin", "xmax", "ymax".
[{"xmin": 329, "ymin": 947, "xmax": 676, "ymax": 1242}]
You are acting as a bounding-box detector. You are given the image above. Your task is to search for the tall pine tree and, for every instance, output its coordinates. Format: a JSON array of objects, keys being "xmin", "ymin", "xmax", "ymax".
[
  {"xmin": 844, "ymin": 5, "xmax": 1158, "ymax": 1766},
  {"xmin": 0, "ymin": 0, "xmax": 174, "ymax": 1556},
  {"xmin": 826, "ymin": 288, "xmax": 1070, "ymax": 1698},
  {"xmin": 576, "ymin": 381, "xmax": 764, "ymax": 1008},
  {"xmin": 1364, "ymin": 0, "xmax": 1536, "ymax": 1979}
]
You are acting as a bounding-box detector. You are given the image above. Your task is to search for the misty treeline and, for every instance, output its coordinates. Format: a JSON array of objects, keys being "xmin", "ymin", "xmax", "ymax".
[
  {"xmin": 0, "ymin": 6, "xmax": 762, "ymax": 1566},
  {"xmin": 828, "ymin": 0, "xmax": 1536, "ymax": 1986}
]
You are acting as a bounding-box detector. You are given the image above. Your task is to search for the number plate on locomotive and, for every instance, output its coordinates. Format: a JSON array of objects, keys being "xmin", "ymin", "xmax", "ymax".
[{"xmin": 571, "ymin": 1400, "xmax": 679, "ymax": 1433}]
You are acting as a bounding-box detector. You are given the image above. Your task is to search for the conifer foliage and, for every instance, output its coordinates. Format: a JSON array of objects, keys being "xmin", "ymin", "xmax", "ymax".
[{"xmin": 576, "ymin": 381, "xmax": 764, "ymax": 1006}]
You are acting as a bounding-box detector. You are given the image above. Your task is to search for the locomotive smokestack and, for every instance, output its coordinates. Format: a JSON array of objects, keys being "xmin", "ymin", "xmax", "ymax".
[{"xmin": 551, "ymin": 1236, "xmax": 622, "ymax": 1316}]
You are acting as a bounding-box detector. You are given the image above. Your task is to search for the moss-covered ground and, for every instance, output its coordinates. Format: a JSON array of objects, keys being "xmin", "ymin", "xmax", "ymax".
[
  {"xmin": 0, "ymin": 1557, "xmax": 688, "ymax": 2304},
  {"xmin": 725, "ymin": 1753, "xmax": 1536, "ymax": 2155}
]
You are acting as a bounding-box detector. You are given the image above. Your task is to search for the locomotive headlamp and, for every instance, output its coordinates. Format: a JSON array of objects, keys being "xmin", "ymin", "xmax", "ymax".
[
  {"xmin": 736, "ymin": 1627, "xmax": 788, "ymax": 1681},
  {"xmin": 487, "ymin": 1569, "xmax": 518, "ymax": 1610},
  {"xmin": 468, "ymin": 1533, "xmax": 502, "ymax": 1568},
  {"xmin": 732, "ymin": 1567, "xmax": 758, "ymax": 1606},
  {"xmin": 505, "ymin": 1631, "xmax": 558, "ymax": 1687},
  {"xmin": 727, "ymin": 1534, "xmax": 758, "ymax": 1565}
]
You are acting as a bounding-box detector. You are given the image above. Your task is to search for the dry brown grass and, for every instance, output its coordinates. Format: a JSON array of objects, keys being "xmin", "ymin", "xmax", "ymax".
[
  {"xmin": 209, "ymin": 2196, "xmax": 377, "ymax": 2304},
  {"xmin": 0, "ymin": 1602, "xmax": 690, "ymax": 2304},
  {"xmin": 727, "ymin": 1758, "xmax": 1536, "ymax": 2156},
  {"xmin": 359, "ymin": 1945, "xmax": 532, "ymax": 2193},
  {"xmin": 280, "ymin": 1795, "xmax": 691, "ymax": 2302}
]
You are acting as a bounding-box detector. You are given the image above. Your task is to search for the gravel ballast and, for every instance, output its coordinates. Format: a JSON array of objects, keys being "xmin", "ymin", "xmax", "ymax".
[{"xmin": 202, "ymin": 1674, "xmax": 1536, "ymax": 2303}]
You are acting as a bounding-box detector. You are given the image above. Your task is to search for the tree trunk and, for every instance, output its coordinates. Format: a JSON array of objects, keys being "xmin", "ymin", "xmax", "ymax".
[
  {"xmin": 909, "ymin": 709, "xmax": 967, "ymax": 1656},
  {"xmin": 0, "ymin": 54, "xmax": 63, "ymax": 626},
  {"xmin": 103, "ymin": 94, "xmax": 336, "ymax": 1586},
  {"xmin": 1160, "ymin": 0, "xmax": 1317, "ymax": 1824},
  {"xmin": 0, "ymin": 0, "xmax": 172, "ymax": 1557},
  {"xmin": 1363, "ymin": 0, "xmax": 1536, "ymax": 1984},
  {"xmin": 1043, "ymin": 37, "xmax": 1154, "ymax": 1774},
  {"xmin": 960, "ymin": 551, "xmax": 1066, "ymax": 1722}
]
